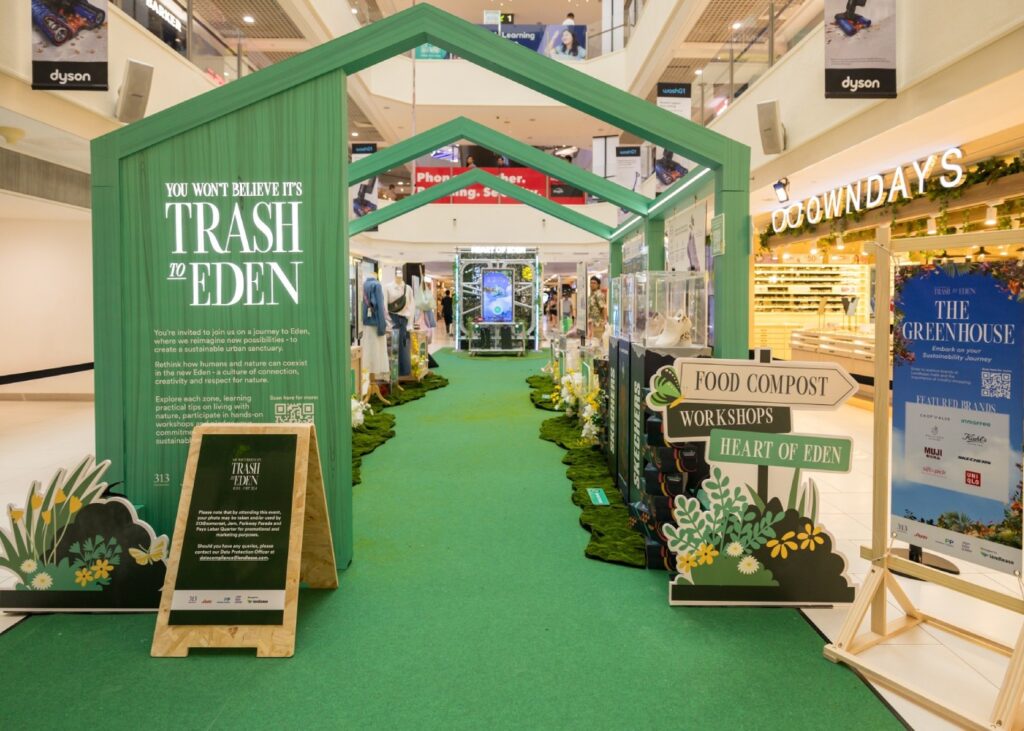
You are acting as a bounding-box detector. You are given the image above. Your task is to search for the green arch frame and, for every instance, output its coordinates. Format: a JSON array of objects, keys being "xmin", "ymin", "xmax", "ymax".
[{"xmin": 91, "ymin": 3, "xmax": 749, "ymax": 566}]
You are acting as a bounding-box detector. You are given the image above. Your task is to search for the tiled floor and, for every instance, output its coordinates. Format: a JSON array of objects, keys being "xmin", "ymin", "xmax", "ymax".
[{"xmin": 1, "ymin": 385, "xmax": 1020, "ymax": 728}]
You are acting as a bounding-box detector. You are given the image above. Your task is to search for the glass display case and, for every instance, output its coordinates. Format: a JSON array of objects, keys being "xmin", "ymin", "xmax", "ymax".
[
  {"xmin": 642, "ymin": 271, "xmax": 708, "ymax": 349},
  {"xmin": 619, "ymin": 273, "xmax": 635, "ymax": 341},
  {"xmin": 626, "ymin": 272, "xmax": 648, "ymax": 344},
  {"xmin": 609, "ymin": 276, "xmax": 622, "ymax": 339}
]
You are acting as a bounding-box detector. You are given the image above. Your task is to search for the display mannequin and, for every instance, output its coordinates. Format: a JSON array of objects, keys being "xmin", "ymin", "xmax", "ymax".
[
  {"xmin": 360, "ymin": 276, "xmax": 390, "ymax": 404},
  {"xmin": 386, "ymin": 269, "xmax": 414, "ymax": 378},
  {"xmin": 652, "ymin": 310, "xmax": 693, "ymax": 348}
]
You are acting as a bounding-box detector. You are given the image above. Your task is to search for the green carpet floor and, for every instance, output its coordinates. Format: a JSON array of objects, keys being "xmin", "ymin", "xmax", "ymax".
[{"xmin": 0, "ymin": 350, "xmax": 900, "ymax": 730}]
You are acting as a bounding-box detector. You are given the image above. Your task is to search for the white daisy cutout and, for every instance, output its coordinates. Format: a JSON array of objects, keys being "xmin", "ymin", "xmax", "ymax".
[{"xmin": 737, "ymin": 556, "xmax": 760, "ymax": 575}]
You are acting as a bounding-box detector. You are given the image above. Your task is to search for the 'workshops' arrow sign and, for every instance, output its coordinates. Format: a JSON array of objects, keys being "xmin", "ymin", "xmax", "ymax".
[{"xmin": 647, "ymin": 358, "xmax": 858, "ymax": 412}]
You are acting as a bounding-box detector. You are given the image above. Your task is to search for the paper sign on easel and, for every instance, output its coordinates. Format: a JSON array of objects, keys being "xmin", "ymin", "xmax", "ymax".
[{"xmin": 151, "ymin": 423, "xmax": 337, "ymax": 658}]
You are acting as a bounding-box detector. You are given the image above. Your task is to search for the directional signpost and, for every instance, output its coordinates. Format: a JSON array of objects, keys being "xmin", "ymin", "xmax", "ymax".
[
  {"xmin": 646, "ymin": 351, "xmax": 860, "ymax": 606},
  {"xmin": 674, "ymin": 358, "xmax": 859, "ymax": 409}
]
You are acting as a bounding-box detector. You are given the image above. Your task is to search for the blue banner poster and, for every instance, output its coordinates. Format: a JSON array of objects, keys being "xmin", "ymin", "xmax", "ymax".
[{"xmin": 891, "ymin": 262, "xmax": 1024, "ymax": 573}]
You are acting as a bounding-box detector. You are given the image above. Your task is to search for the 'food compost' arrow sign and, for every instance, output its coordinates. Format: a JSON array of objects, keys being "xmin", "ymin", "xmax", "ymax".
[{"xmin": 662, "ymin": 358, "xmax": 858, "ymax": 410}]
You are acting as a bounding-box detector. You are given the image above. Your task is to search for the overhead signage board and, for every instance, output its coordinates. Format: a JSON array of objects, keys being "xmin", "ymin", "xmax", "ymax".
[
  {"xmin": 655, "ymin": 358, "xmax": 858, "ymax": 410},
  {"xmin": 824, "ymin": 0, "xmax": 896, "ymax": 98},
  {"xmin": 31, "ymin": 0, "xmax": 108, "ymax": 90},
  {"xmin": 890, "ymin": 263, "xmax": 1024, "ymax": 574},
  {"xmin": 152, "ymin": 424, "xmax": 337, "ymax": 657}
]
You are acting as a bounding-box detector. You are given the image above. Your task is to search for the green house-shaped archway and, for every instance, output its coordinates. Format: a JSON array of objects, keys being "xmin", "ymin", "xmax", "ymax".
[{"xmin": 91, "ymin": 4, "xmax": 750, "ymax": 567}]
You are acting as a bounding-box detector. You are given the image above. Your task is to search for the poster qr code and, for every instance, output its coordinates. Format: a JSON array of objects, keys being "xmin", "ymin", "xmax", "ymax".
[
  {"xmin": 274, "ymin": 402, "xmax": 315, "ymax": 422},
  {"xmin": 981, "ymin": 370, "xmax": 1012, "ymax": 399}
]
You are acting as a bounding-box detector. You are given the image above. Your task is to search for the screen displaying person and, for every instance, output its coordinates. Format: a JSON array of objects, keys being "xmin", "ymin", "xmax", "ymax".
[{"xmin": 549, "ymin": 28, "xmax": 586, "ymax": 60}]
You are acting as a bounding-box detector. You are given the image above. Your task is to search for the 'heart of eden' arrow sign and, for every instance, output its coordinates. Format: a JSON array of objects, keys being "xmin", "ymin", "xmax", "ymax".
[{"xmin": 647, "ymin": 357, "xmax": 858, "ymax": 412}]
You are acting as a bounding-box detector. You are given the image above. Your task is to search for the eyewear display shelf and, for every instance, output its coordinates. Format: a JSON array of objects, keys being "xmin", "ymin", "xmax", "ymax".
[
  {"xmin": 467, "ymin": 322, "xmax": 527, "ymax": 356},
  {"xmin": 753, "ymin": 263, "xmax": 871, "ymax": 359}
]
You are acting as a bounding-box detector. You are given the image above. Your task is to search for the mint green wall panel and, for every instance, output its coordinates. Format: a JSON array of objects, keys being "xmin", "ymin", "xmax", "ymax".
[{"xmin": 94, "ymin": 72, "xmax": 352, "ymax": 567}]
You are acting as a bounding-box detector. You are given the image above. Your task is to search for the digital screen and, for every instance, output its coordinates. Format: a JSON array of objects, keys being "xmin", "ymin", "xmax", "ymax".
[{"xmin": 482, "ymin": 270, "xmax": 514, "ymax": 323}]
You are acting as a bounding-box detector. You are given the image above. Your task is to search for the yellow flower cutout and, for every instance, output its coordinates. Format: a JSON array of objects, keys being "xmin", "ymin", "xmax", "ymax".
[
  {"xmin": 92, "ymin": 559, "xmax": 114, "ymax": 579},
  {"xmin": 696, "ymin": 543, "xmax": 720, "ymax": 566},
  {"xmin": 9, "ymin": 507, "xmax": 24, "ymax": 523},
  {"xmin": 30, "ymin": 492, "xmax": 43, "ymax": 510},
  {"xmin": 74, "ymin": 568, "xmax": 94, "ymax": 587},
  {"xmin": 41, "ymin": 510, "xmax": 52, "ymax": 525},
  {"xmin": 54, "ymin": 488, "xmax": 67, "ymax": 505},
  {"xmin": 69, "ymin": 496, "xmax": 83, "ymax": 514},
  {"xmin": 676, "ymin": 552, "xmax": 698, "ymax": 572},
  {"xmin": 798, "ymin": 523, "xmax": 825, "ymax": 551},
  {"xmin": 767, "ymin": 531, "xmax": 798, "ymax": 559}
]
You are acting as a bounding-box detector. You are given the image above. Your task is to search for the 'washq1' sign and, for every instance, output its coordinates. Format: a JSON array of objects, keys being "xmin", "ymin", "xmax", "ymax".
[{"xmin": 646, "ymin": 356, "xmax": 858, "ymax": 606}]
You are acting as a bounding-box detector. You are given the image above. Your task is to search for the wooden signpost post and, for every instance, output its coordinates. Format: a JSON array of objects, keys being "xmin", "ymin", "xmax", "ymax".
[{"xmin": 152, "ymin": 423, "xmax": 337, "ymax": 658}]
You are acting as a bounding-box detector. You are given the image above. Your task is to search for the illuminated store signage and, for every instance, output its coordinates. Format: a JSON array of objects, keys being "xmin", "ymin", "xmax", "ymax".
[
  {"xmin": 146, "ymin": 0, "xmax": 183, "ymax": 32},
  {"xmin": 771, "ymin": 147, "xmax": 965, "ymax": 234}
]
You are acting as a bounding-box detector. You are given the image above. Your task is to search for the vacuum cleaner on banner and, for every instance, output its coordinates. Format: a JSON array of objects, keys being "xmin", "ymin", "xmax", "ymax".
[
  {"xmin": 834, "ymin": 0, "xmax": 870, "ymax": 37},
  {"xmin": 31, "ymin": 0, "xmax": 106, "ymax": 47}
]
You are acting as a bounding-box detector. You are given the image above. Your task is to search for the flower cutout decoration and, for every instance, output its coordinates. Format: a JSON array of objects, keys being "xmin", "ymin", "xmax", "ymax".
[
  {"xmin": 74, "ymin": 568, "xmax": 94, "ymax": 587},
  {"xmin": 737, "ymin": 556, "xmax": 760, "ymax": 575},
  {"xmin": 696, "ymin": 543, "xmax": 719, "ymax": 566},
  {"xmin": 31, "ymin": 572, "xmax": 53, "ymax": 590},
  {"xmin": 725, "ymin": 541, "xmax": 744, "ymax": 558},
  {"xmin": 20, "ymin": 559, "xmax": 37, "ymax": 574},
  {"xmin": 798, "ymin": 523, "xmax": 825, "ymax": 551},
  {"xmin": 676, "ymin": 552, "xmax": 698, "ymax": 573},
  {"xmin": 92, "ymin": 559, "xmax": 114, "ymax": 579},
  {"xmin": 767, "ymin": 531, "xmax": 798, "ymax": 559}
]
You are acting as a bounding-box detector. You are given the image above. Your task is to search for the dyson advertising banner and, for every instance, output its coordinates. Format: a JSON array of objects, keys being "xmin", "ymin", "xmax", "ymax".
[
  {"xmin": 891, "ymin": 263, "xmax": 1024, "ymax": 573},
  {"xmin": 654, "ymin": 83, "xmax": 696, "ymax": 193},
  {"xmin": 31, "ymin": 0, "xmax": 108, "ymax": 90},
  {"xmin": 824, "ymin": 0, "xmax": 896, "ymax": 98},
  {"xmin": 350, "ymin": 143, "xmax": 379, "ymax": 229}
]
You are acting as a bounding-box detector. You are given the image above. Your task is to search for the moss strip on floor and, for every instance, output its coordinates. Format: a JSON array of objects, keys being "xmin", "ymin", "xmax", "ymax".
[
  {"xmin": 526, "ymin": 374, "xmax": 558, "ymax": 411},
  {"xmin": 352, "ymin": 372, "xmax": 450, "ymax": 484},
  {"xmin": 537, "ymin": 413, "xmax": 646, "ymax": 567}
]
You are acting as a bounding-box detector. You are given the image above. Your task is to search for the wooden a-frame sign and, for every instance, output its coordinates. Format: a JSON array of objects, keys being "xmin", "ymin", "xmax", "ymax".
[{"xmin": 152, "ymin": 423, "xmax": 337, "ymax": 658}]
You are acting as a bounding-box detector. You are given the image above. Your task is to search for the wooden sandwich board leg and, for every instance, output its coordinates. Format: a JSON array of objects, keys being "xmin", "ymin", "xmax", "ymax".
[{"xmin": 152, "ymin": 423, "xmax": 337, "ymax": 659}]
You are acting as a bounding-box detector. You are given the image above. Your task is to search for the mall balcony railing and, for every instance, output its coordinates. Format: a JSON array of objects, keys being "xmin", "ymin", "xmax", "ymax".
[
  {"xmin": 692, "ymin": 0, "xmax": 821, "ymax": 126},
  {"xmin": 111, "ymin": 0, "xmax": 256, "ymax": 85}
]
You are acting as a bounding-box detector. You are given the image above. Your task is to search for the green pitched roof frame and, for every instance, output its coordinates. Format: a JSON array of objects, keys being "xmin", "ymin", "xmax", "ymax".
[
  {"xmin": 350, "ymin": 117, "xmax": 651, "ymax": 216},
  {"xmin": 95, "ymin": 2, "xmax": 749, "ymax": 355},
  {"xmin": 90, "ymin": 2, "xmax": 750, "ymax": 571},
  {"xmin": 351, "ymin": 168, "xmax": 615, "ymax": 239}
]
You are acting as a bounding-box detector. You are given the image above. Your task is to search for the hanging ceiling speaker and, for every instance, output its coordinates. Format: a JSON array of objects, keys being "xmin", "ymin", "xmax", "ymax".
[
  {"xmin": 756, "ymin": 99, "xmax": 786, "ymax": 155},
  {"xmin": 115, "ymin": 60, "xmax": 154, "ymax": 124}
]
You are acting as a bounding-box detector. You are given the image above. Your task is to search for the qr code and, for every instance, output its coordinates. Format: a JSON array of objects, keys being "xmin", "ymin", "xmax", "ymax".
[
  {"xmin": 981, "ymin": 370, "xmax": 1012, "ymax": 399},
  {"xmin": 274, "ymin": 402, "xmax": 315, "ymax": 422}
]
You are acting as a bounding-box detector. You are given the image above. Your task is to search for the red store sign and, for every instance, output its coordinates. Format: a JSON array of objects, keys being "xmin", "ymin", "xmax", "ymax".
[{"xmin": 414, "ymin": 167, "xmax": 585, "ymax": 204}]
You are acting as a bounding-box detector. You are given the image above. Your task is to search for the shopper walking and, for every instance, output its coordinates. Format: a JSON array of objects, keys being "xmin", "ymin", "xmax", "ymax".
[
  {"xmin": 588, "ymin": 275, "xmax": 607, "ymax": 340},
  {"xmin": 441, "ymin": 289, "xmax": 453, "ymax": 335}
]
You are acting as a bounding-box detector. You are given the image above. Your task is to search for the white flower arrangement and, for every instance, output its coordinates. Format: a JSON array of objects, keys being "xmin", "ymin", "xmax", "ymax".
[
  {"xmin": 351, "ymin": 397, "xmax": 372, "ymax": 429},
  {"xmin": 559, "ymin": 371, "xmax": 584, "ymax": 416}
]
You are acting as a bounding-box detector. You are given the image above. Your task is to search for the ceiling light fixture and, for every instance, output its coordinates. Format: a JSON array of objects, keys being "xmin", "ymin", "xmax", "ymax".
[
  {"xmin": 351, "ymin": 131, "xmax": 359, "ymax": 137},
  {"xmin": 351, "ymin": 6, "xmax": 358, "ymax": 14},
  {"xmin": 927, "ymin": 216, "xmax": 937, "ymax": 234},
  {"xmin": 695, "ymin": 69, "xmax": 703, "ymax": 76},
  {"xmin": 985, "ymin": 204, "xmax": 998, "ymax": 226},
  {"xmin": 242, "ymin": 15, "xmax": 255, "ymax": 24},
  {"xmin": 977, "ymin": 246, "xmax": 989, "ymax": 260},
  {"xmin": 732, "ymin": 21, "xmax": 742, "ymax": 30},
  {"xmin": 772, "ymin": 177, "xmax": 790, "ymax": 203},
  {"xmin": 836, "ymin": 233, "xmax": 845, "ymax": 251}
]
